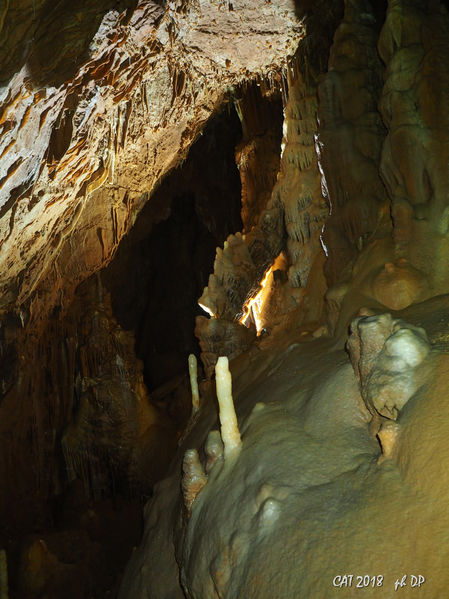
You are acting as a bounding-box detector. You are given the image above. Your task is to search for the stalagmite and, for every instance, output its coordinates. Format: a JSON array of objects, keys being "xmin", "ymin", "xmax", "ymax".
[
  {"xmin": 204, "ymin": 430, "xmax": 224, "ymax": 473},
  {"xmin": 188, "ymin": 354, "xmax": 200, "ymax": 415},
  {"xmin": 181, "ymin": 449, "xmax": 208, "ymax": 518},
  {"xmin": 377, "ymin": 421, "xmax": 400, "ymax": 464},
  {"xmin": 215, "ymin": 356, "xmax": 241, "ymax": 458},
  {"xmin": 347, "ymin": 313, "xmax": 431, "ymax": 420}
]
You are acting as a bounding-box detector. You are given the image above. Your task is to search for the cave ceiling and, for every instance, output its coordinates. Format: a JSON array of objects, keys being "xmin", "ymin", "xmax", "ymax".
[{"xmin": 0, "ymin": 0, "xmax": 305, "ymax": 321}]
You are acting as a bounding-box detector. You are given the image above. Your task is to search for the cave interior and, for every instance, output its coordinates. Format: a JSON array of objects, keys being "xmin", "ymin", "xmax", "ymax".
[{"xmin": 2, "ymin": 0, "xmax": 449, "ymax": 597}]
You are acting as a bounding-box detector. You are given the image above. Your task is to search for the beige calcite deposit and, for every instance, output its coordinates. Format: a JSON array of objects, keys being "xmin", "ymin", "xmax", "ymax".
[
  {"xmin": 121, "ymin": 292, "xmax": 449, "ymax": 598},
  {"xmin": 318, "ymin": 0, "xmax": 390, "ymax": 284},
  {"xmin": 372, "ymin": 258, "xmax": 428, "ymax": 310},
  {"xmin": 378, "ymin": 0, "xmax": 449, "ymax": 291}
]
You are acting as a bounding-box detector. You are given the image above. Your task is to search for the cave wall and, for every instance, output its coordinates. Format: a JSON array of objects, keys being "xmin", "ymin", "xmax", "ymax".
[{"xmin": 318, "ymin": 0, "xmax": 391, "ymax": 284}]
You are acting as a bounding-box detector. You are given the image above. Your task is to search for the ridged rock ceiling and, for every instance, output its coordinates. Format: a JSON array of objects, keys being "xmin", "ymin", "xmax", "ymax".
[{"xmin": 0, "ymin": 0, "xmax": 302, "ymax": 320}]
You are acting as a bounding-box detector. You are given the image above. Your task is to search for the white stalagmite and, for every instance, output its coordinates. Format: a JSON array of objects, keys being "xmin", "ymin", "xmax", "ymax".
[
  {"xmin": 215, "ymin": 356, "xmax": 241, "ymax": 458},
  {"xmin": 188, "ymin": 354, "xmax": 200, "ymax": 414}
]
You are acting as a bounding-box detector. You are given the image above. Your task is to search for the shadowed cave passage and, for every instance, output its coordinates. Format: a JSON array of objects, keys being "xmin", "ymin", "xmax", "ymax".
[
  {"xmin": 102, "ymin": 86, "xmax": 283, "ymax": 403},
  {"xmin": 60, "ymin": 105, "xmax": 247, "ymax": 513},
  {"xmin": 102, "ymin": 105, "xmax": 243, "ymax": 396}
]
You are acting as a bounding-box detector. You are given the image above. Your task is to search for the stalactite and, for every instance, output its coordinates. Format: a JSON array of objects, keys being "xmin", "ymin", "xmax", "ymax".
[{"xmin": 277, "ymin": 66, "xmax": 328, "ymax": 289}]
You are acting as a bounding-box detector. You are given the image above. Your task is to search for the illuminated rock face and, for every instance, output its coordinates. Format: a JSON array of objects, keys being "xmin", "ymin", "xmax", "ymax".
[
  {"xmin": 195, "ymin": 67, "xmax": 329, "ymax": 373},
  {"xmin": 0, "ymin": 0, "xmax": 302, "ymax": 317}
]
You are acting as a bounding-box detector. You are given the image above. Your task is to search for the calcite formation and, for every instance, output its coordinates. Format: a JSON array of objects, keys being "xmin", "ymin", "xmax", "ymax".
[
  {"xmin": 371, "ymin": 258, "xmax": 428, "ymax": 310},
  {"xmin": 188, "ymin": 354, "xmax": 200, "ymax": 416},
  {"xmin": 196, "ymin": 64, "xmax": 329, "ymax": 371},
  {"xmin": 195, "ymin": 313, "xmax": 256, "ymax": 377},
  {"xmin": 281, "ymin": 68, "xmax": 327, "ymax": 290},
  {"xmin": 214, "ymin": 356, "xmax": 241, "ymax": 458},
  {"xmin": 378, "ymin": 0, "xmax": 449, "ymax": 292},
  {"xmin": 0, "ymin": 0, "xmax": 304, "ymax": 579},
  {"xmin": 181, "ymin": 449, "xmax": 207, "ymax": 519},
  {"xmin": 234, "ymin": 82, "xmax": 283, "ymax": 231},
  {"xmin": 119, "ymin": 1, "xmax": 449, "ymax": 598},
  {"xmin": 182, "ymin": 356, "xmax": 240, "ymax": 516},
  {"xmin": 347, "ymin": 312, "xmax": 431, "ymax": 420},
  {"xmin": 122, "ymin": 298, "xmax": 449, "ymax": 598}
]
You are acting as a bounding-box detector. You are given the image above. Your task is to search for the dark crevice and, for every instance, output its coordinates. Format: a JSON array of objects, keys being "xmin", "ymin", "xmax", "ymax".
[
  {"xmin": 1, "ymin": 0, "xmax": 140, "ymax": 86},
  {"xmin": 102, "ymin": 105, "xmax": 243, "ymax": 393},
  {"xmin": 371, "ymin": 0, "xmax": 388, "ymax": 31},
  {"xmin": 293, "ymin": 0, "xmax": 345, "ymax": 73}
]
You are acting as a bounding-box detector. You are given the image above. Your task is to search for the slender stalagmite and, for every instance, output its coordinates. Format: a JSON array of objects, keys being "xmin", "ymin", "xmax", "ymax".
[
  {"xmin": 188, "ymin": 354, "xmax": 200, "ymax": 414},
  {"xmin": 215, "ymin": 356, "xmax": 241, "ymax": 458}
]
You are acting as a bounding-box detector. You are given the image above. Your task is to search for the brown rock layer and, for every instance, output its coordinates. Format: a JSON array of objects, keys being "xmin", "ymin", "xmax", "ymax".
[{"xmin": 0, "ymin": 0, "xmax": 303, "ymax": 322}]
